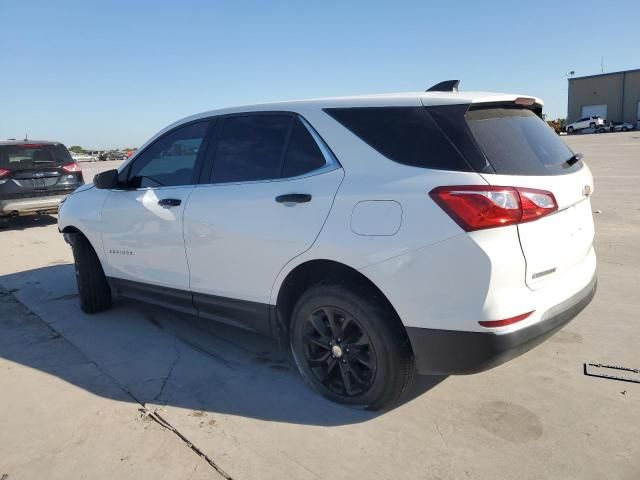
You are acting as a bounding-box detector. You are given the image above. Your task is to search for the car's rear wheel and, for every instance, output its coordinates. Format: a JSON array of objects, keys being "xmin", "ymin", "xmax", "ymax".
[
  {"xmin": 290, "ymin": 284, "xmax": 414, "ymax": 411},
  {"xmin": 567, "ymin": 126, "xmax": 574, "ymax": 134},
  {"xmin": 69, "ymin": 233, "xmax": 112, "ymax": 313},
  {"xmin": 622, "ymin": 126, "xmax": 629, "ymax": 132},
  {"xmin": 589, "ymin": 122, "xmax": 596, "ymax": 129}
]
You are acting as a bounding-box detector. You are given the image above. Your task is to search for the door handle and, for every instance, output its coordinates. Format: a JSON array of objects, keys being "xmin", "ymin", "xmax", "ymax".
[
  {"xmin": 158, "ymin": 198, "xmax": 182, "ymax": 207},
  {"xmin": 275, "ymin": 193, "xmax": 312, "ymax": 204}
]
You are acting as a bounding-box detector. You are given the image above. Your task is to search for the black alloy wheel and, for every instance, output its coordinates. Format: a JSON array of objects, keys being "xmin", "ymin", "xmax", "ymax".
[
  {"xmin": 290, "ymin": 284, "xmax": 414, "ymax": 410},
  {"xmin": 302, "ymin": 306, "xmax": 377, "ymax": 397}
]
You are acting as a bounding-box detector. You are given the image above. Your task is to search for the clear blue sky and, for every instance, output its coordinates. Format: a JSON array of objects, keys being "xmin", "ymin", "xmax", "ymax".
[{"xmin": 2, "ymin": 0, "xmax": 638, "ymax": 149}]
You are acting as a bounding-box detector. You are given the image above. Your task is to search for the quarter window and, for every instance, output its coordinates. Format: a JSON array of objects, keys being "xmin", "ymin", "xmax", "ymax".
[
  {"xmin": 127, "ymin": 121, "xmax": 208, "ymax": 188},
  {"xmin": 325, "ymin": 107, "xmax": 472, "ymax": 171}
]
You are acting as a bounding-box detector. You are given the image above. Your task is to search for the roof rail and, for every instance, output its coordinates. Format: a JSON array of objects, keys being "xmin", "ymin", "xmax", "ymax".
[{"xmin": 426, "ymin": 80, "xmax": 460, "ymax": 92}]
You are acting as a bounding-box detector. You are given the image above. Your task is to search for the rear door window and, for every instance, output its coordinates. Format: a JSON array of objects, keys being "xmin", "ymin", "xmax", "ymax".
[
  {"xmin": 281, "ymin": 118, "xmax": 327, "ymax": 178},
  {"xmin": 210, "ymin": 115, "xmax": 292, "ymax": 183},
  {"xmin": 465, "ymin": 108, "xmax": 579, "ymax": 175}
]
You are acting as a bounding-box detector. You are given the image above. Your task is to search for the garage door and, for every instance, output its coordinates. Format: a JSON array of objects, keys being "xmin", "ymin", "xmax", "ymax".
[{"xmin": 581, "ymin": 104, "xmax": 608, "ymax": 120}]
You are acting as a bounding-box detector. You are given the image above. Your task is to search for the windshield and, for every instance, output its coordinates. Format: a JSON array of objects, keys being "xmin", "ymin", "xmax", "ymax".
[
  {"xmin": 0, "ymin": 143, "xmax": 73, "ymax": 170},
  {"xmin": 465, "ymin": 108, "xmax": 581, "ymax": 175}
]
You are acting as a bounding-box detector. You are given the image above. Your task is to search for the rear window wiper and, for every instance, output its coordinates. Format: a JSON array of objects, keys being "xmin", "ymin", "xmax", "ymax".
[{"xmin": 565, "ymin": 152, "xmax": 583, "ymax": 166}]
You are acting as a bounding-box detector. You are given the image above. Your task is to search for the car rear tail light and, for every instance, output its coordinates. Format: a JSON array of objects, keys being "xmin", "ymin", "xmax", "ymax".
[
  {"xmin": 479, "ymin": 311, "xmax": 534, "ymax": 328},
  {"xmin": 0, "ymin": 168, "xmax": 10, "ymax": 178},
  {"xmin": 429, "ymin": 185, "xmax": 557, "ymax": 231},
  {"xmin": 62, "ymin": 162, "xmax": 82, "ymax": 173}
]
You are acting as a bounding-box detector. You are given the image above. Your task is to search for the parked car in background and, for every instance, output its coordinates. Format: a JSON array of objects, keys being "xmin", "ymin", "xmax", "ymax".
[
  {"xmin": 106, "ymin": 150, "xmax": 127, "ymax": 161},
  {"xmin": 59, "ymin": 85, "xmax": 596, "ymax": 410},
  {"xmin": 71, "ymin": 152, "xmax": 98, "ymax": 162},
  {"xmin": 607, "ymin": 121, "xmax": 635, "ymax": 132},
  {"xmin": 566, "ymin": 116, "xmax": 605, "ymax": 133},
  {"xmin": 0, "ymin": 141, "xmax": 84, "ymax": 223}
]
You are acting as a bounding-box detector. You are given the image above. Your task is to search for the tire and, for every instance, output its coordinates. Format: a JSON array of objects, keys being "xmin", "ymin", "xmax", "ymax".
[
  {"xmin": 567, "ymin": 126, "xmax": 574, "ymax": 134},
  {"xmin": 622, "ymin": 127, "xmax": 629, "ymax": 132},
  {"xmin": 589, "ymin": 122, "xmax": 595, "ymax": 129},
  {"xmin": 69, "ymin": 234, "xmax": 112, "ymax": 313},
  {"xmin": 290, "ymin": 283, "xmax": 414, "ymax": 411}
]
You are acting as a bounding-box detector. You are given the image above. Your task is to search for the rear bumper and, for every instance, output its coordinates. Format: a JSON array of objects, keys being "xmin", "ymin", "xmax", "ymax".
[
  {"xmin": 407, "ymin": 274, "xmax": 597, "ymax": 375},
  {"xmin": 0, "ymin": 195, "xmax": 66, "ymax": 216}
]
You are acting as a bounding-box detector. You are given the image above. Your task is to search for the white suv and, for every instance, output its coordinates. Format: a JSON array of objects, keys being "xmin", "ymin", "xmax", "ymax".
[
  {"xmin": 566, "ymin": 115, "xmax": 605, "ymax": 133},
  {"xmin": 58, "ymin": 82, "xmax": 597, "ymax": 410}
]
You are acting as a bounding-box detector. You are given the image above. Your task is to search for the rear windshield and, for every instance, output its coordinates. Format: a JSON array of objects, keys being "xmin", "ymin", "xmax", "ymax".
[
  {"xmin": 465, "ymin": 108, "xmax": 580, "ymax": 175},
  {"xmin": 0, "ymin": 144, "xmax": 73, "ymax": 169}
]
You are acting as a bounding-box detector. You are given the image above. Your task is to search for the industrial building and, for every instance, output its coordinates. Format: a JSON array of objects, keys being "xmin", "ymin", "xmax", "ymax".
[{"xmin": 567, "ymin": 68, "xmax": 640, "ymax": 128}]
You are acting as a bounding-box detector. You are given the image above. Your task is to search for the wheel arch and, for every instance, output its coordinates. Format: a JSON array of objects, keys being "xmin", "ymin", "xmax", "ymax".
[
  {"xmin": 272, "ymin": 259, "xmax": 409, "ymax": 347},
  {"xmin": 60, "ymin": 225, "xmax": 106, "ymax": 265}
]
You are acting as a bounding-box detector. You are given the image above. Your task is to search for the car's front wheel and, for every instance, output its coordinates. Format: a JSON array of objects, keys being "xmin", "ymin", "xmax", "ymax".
[
  {"xmin": 290, "ymin": 284, "xmax": 414, "ymax": 410},
  {"xmin": 567, "ymin": 126, "xmax": 574, "ymax": 133},
  {"xmin": 69, "ymin": 233, "xmax": 112, "ymax": 313}
]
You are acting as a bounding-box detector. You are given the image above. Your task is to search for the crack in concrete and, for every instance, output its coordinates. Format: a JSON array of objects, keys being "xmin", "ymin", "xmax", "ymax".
[
  {"xmin": 139, "ymin": 407, "xmax": 233, "ymax": 480},
  {"xmin": 153, "ymin": 339, "xmax": 181, "ymax": 403}
]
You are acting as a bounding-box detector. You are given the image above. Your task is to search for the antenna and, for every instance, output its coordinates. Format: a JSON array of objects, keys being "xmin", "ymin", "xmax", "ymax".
[{"xmin": 601, "ymin": 57, "xmax": 604, "ymax": 74}]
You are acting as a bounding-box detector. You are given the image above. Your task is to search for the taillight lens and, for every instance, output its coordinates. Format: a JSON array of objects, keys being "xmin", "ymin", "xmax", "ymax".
[
  {"xmin": 0, "ymin": 168, "xmax": 10, "ymax": 178},
  {"xmin": 429, "ymin": 185, "xmax": 558, "ymax": 231},
  {"xmin": 62, "ymin": 162, "xmax": 82, "ymax": 174}
]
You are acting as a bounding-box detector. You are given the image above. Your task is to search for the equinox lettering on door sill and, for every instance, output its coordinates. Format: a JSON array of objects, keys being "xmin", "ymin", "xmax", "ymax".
[{"xmin": 108, "ymin": 249, "xmax": 134, "ymax": 256}]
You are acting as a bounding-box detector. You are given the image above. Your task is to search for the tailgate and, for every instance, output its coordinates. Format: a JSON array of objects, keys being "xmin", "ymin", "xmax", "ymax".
[
  {"xmin": 462, "ymin": 105, "xmax": 596, "ymax": 290},
  {"xmin": 482, "ymin": 167, "xmax": 595, "ymax": 289}
]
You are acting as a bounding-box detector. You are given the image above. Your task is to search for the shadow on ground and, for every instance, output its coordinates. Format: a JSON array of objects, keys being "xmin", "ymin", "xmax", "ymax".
[
  {"xmin": 0, "ymin": 265, "xmax": 446, "ymax": 427},
  {"xmin": 0, "ymin": 215, "xmax": 58, "ymax": 231}
]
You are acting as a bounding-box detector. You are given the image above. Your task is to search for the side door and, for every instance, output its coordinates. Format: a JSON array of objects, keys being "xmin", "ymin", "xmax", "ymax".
[
  {"xmin": 100, "ymin": 120, "xmax": 211, "ymax": 312},
  {"xmin": 184, "ymin": 113, "xmax": 344, "ymax": 334}
]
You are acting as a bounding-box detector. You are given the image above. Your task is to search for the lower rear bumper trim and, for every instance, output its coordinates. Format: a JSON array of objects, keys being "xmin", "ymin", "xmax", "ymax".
[{"xmin": 407, "ymin": 275, "xmax": 597, "ymax": 375}]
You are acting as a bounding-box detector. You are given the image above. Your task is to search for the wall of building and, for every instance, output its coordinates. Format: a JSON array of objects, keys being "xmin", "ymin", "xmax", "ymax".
[
  {"xmin": 622, "ymin": 71, "xmax": 640, "ymax": 124},
  {"xmin": 568, "ymin": 69, "xmax": 640, "ymax": 124},
  {"xmin": 568, "ymin": 73, "xmax": 624, "ymax": 123}
]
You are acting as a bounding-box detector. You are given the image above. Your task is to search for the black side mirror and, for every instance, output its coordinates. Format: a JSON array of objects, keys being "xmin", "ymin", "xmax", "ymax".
[{"xmin": 94, "ymin": 169, "xmax": 120, "ymax": 189}]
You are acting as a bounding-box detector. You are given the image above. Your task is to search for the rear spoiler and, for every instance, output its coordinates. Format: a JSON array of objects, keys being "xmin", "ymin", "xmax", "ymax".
[
  {"xmin": 468, "ymin": 98, "xmax": 543, "ymax": 118},
  {"xmin": 426, "ymin": 80, "xmax": 460, "ymax": 92}
]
